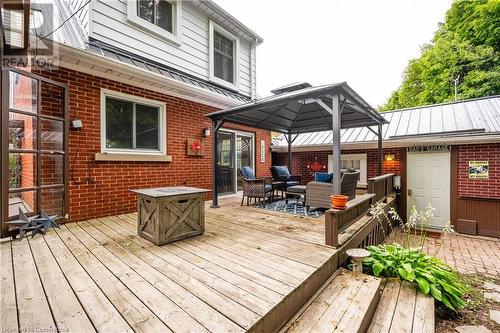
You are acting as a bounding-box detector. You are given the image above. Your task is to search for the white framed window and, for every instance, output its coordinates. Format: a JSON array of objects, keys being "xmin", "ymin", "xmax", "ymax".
[
  {"xmin": 328, "ymin": 153, "xmax": 368, "ymax": 187},
  {"xmin": 100, "ymin": 89, "xmax": 166, "ymax": 155},
  {"xmin": 127, "ymin": 0, "xmax": 182, "ymax": 45},
  {"xmin": 209, "ymin": 20, "xmax": 239, "ymax": 90}
]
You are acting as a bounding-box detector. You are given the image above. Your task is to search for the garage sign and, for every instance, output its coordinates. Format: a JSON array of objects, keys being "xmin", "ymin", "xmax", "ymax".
[{"xmin": 468, "ymin": 161, "xmax": 489, "ymax": 179}]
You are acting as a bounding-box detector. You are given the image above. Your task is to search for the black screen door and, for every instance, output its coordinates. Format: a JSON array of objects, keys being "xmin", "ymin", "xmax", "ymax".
[{"xmin": 216, "ymin": 131, "xmax": 235, "ymax": 194}]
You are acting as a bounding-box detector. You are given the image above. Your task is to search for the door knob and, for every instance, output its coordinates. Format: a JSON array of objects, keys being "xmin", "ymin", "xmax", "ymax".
[{"xmin": 408, "ymin": 189, "xmax": 412, "ymax": 196}]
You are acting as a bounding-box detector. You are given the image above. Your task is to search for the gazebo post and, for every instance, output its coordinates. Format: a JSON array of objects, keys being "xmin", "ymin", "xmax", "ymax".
[
  {"xmin": 331, "ymin": 94, "xmax": 341, "ymax": 194},
  {"xmin": 211, "ymin": 119, "xmax": 223, "ymax": 208},
  {"xmin": 377, "ymin": 124, "xmax": 383, "ymax": 176},
  {"xmin": 287, "ymin": 132, "xmax": 292, "ymax": 174}
]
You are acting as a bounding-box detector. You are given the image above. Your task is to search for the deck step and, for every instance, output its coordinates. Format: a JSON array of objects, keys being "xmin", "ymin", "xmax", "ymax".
[
  {"xmin": 368, "ymin": 280, "xmax": 434, "ymax": 333},
  {"xmin": 281, "ymin": 269, "xmax": 382, "ymax": 333}
]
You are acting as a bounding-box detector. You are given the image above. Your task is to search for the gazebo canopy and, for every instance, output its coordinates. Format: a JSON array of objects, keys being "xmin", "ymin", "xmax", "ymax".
[
  {"xmin": 205, "ymin": 82, "xmax": 388, "ymax": 207},
  {"xmin": 205, "ymin": 82, "xmax": 387, "ymax": 134}
]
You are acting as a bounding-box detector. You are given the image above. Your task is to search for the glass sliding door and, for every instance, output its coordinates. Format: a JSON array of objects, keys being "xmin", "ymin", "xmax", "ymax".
[
  {"xmin": 216, "ymin": 130, "xmax": 254, "ymax": 194},
  {"xmin": 236, "ymin": 134, "xmax": 254, "ymax": 191},
  {"xmin": 1, "ymin": 69, "xmax": 68, "ymax": 237}
]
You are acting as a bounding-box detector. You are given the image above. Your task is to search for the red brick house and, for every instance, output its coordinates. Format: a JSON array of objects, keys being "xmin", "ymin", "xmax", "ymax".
[
  {"xmin": 272, "ymin": 96, "xmax": 500, "ymax": 238},
  {"xmin": 1, "ymin": 0, "xmax": 270, "ymax": 236}
]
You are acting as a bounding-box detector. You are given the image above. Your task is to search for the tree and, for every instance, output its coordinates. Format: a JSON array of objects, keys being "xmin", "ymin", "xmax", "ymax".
[{"xmin": 381, "ymin": 0, "xmax": 500, "ymax": 111}]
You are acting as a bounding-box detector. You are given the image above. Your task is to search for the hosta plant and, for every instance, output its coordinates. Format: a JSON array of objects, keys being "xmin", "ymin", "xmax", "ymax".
[{"xmin": 363, "ymin": 204, "xmax": 468, "ymax": 311}]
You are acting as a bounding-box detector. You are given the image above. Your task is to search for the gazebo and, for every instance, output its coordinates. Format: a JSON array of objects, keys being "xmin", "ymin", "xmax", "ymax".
[{"xmin": 205, "ymin": 82, "xmax": 388, "ymax": 207}]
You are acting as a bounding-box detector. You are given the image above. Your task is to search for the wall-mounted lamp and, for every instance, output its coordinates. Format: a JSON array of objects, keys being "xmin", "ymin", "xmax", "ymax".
[
  {"xmin": 203, "ymin": 128, "xmax": 210, "ymax": 137},
  {"xmin": 385, "ymin": 154, "xmax": 395, "ymax": 161},
  {"xmin": 71, "ymin": 119, "xmax": 83, "ymax": 130},
  {"xmin": 393, "ymin": 175, "xmax": 401, "ymax": 189}
]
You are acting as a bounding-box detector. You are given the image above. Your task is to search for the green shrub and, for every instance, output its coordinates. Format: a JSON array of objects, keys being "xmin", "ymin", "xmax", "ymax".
[{"xmin": 363, "ymin": 204, "xmax": 468, "ymax": 311}]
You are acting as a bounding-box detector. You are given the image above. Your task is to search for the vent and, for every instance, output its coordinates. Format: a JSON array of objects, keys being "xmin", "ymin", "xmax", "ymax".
[{"xmin": 271, "ymin": 82, "xmax": 312, "ymax": 95}]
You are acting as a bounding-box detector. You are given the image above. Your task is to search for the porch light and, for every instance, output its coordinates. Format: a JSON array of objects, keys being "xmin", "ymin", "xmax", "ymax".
[
  {"xmin": 203, "ymin": 128, "xmax": 210, "ymax": 137},
  {"xmin": 385, "ymin": 154, "xmax": 395, "ymax": 161},
  {"xmin": 393, "ymin": 175, "xmax": 401, "ymax": 189}
]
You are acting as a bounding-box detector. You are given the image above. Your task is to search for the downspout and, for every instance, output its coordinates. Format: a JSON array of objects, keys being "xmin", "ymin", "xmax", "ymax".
[{"xmin": 249, "ymin": 39, "xmax": 257, "ymax": 100}]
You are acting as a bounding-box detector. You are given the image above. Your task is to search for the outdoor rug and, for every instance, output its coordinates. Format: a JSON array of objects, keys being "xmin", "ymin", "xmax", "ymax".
[{"xmin": 255, "ymin": 199, "xmax": 325, "ymax": 218}]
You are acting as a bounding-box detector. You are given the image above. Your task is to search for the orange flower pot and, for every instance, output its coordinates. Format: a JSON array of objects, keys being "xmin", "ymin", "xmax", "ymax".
[{"xmin": 331, "ymin": 195, "xmax": 349, "ymax": 209}]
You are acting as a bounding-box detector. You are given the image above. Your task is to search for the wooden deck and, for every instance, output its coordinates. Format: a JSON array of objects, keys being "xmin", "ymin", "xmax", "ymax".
[
  {"xmin": 0, "ymin": 196, "xmax": 339, "ymax": 333},
  {"xmin": 281, "ymin": 269, "xmax": 382, "ymax": 333},
  {"xmin": 368, "ymin": 280, "xmax": 434, "ymax": 333}
]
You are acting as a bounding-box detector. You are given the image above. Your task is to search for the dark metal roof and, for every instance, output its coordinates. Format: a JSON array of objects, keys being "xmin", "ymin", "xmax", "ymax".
[
  {"xmin": 272, "ymin": 95, "xmax": 500, "ymax": 146},
  {"xmin": 86, "ymin": 39, "xmax": 251, "ymax": 103},
  {"xmin": 206, "ymin": 82, "xmax": 387, "ymax": 134}
]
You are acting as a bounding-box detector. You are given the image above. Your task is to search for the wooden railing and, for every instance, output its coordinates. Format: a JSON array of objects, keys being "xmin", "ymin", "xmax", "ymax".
[
  {"xmin": 367, "ymin": 173, "xmax": 395, "ymax": 203},
  {"xmin": 324, "ymin": 194, "xmax": 376, "ymax": 247},
  {"xmin": 337, "ymin": 197, "xmax": 396, "ymax": 265}
]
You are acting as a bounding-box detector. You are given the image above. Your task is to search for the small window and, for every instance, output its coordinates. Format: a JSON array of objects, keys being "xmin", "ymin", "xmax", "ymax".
[
  {"xmin": 137, "ymin": 0, "xmax": 173, "ymax": 33},
  {"xmin": 209, "ymin": 21, "xmax": 239, "ymax": 89},
  {"xmin": 328, "ymin": 154, "xmax": 368, "ymax": 187},
  {"xmin": 127, "ymin": 0, "xmax": 182, "ymax": 45},
  {"xmin": 102, "ymin": 91, "xmax": 165, "ymax": 154},
  {"xmin": 214, "ymin": 31, "xmax": 234, "ymax": 83}
]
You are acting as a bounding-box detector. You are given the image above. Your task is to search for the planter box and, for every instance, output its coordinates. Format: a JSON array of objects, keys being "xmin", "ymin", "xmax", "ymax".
[{"xmin": 131, "ymin": 187, "xmax": 210, "ymax": 245}]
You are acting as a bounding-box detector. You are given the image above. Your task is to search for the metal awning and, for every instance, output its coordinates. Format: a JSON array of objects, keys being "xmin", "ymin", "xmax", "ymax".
[
  {"xmin": 205, "ymin": 82, "xmax": 387, "ymax": 134},
  {"xmin": 205, "ymin": 82, "xmax": 388, "ymax": 207}
]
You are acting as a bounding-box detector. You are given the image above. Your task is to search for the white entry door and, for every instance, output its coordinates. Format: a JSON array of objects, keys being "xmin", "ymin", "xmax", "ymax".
[{"xmin": 407, "ymin": 152, "xmax": 450, "ymax": 229}]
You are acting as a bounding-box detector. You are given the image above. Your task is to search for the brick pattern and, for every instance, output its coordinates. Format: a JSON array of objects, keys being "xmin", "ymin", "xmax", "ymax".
[
  {"xmin": 31, "ymin": 67, "xmax": 271, "ymax": 221},
  {"xmin": 272, "ymin": 147, "xmax": 404, "ymax": 184},
  {"xmin": 457, "ymin": 143, "xmax": 500, "ymax": 199},
  {"xmin": 386, "ymin": 232, "xmax": 500, "ymax": 278}
]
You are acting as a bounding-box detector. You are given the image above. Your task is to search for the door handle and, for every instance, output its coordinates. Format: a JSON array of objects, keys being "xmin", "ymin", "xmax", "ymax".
[{"xmin": 408, "ymin": 189, "xmax": 412, "ymax": 196}]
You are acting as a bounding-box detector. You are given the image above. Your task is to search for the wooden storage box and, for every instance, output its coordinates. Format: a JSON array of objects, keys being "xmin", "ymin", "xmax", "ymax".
[{"xmin": 131, "ymin": 187, "xmax": 210, "ymax": 245}]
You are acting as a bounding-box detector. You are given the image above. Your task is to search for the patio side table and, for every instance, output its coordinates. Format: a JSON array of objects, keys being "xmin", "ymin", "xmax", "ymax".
[
  {"xmin": 131, "ymin": 187, "xmax": 210, "ymax": 245},
  {"xmin": 285, "ymin": 185, "xmax": 307, "ymax": 206}
]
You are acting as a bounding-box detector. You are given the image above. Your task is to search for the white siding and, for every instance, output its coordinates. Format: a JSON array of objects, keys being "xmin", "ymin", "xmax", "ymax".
[{"xmin": 88, "ymin": 0, "xmax": 253, "ymax": 96}]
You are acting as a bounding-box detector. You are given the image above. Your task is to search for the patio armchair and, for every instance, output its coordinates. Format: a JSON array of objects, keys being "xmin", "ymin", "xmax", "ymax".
[
  {"xmin": 238, "ymin": 167, "xmax": 274, "ymax": 207},
  {"xmin": 270, "ymin": 165, "xmax": 302, "ymax": 197},
  {"xmin": 305, "ymin": 171, "xmax": 360, "ymax": 209}
]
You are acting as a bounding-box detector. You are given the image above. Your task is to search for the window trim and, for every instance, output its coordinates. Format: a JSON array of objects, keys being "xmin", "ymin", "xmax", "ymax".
[
  {"xmin": 126, "ymin": 0, "xmax": 182, "ymax": 46},
  {"xmin": 328, "ymin": 153, "xmax": 368, "ymax": 187},
  {"xmin": 209, "ymin": 20, "xmax": 239, "ymax": 91},
  {"xmin": 100, "ymin": 89, "xmax": 166, "ymax": 156}
]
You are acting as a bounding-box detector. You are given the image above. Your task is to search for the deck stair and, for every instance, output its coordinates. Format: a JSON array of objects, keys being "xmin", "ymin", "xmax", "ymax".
[
  {"xmin": 280, "ymin": 269, "xmax": 382, "ymax": 333},
  {"xmin": 368, "ymin": 280, "xmax": 434, "ymax": 333},
  {"xmin": 280, "ymin": 269, "xmax": 435, "ymax": 333}
]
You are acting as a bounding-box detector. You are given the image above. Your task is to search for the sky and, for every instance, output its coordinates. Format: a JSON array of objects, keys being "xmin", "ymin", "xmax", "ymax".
[{"xmin": 214, "ymin": 0, "xmax": 453, "ymax": 108}]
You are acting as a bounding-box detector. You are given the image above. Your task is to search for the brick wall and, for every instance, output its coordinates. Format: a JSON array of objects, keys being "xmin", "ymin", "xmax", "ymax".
[
  {"xmin": 33, "ymin": 67, "xmax": 271, "ymax": 221},
  {"xmin": 272, "ymin": 147, "xmax": 403, "ymax": 184},
  {"xmin": 457, "ymin": 143, "xmax": 500, "ymax": 199}
]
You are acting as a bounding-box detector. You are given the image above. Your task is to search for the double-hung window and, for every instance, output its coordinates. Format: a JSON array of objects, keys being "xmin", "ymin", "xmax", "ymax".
[
  {"xmin": 137, "ymin": 0, "xmax": 173, "ymax": 33},
  {"xmin": 209, "ymin": 21, "xmax": 239, "ymax": 89},
  {"xmin": 101, "ymin": 90, "xmax": 165, "ymax": 155},
  {"xmin": 127, "ymin": 0, "xmax": 182, "ymax": 45}
]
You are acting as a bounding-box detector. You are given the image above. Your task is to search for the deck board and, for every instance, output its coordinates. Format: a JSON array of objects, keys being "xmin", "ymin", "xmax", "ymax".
[
  {"xmin": 28, "ymin": 235, "xmax": 96, "ymax": 333},
  {"xmin": 53, "ymin": 225, "xmax": 170, "ymax": 333},
  {"xmin": 0, "ymin": 242, "xmax": 18, "ymax": 333},
  {"xmin": 43, "ymin": 230, "xmax": 134, "ymax": 333},
  {"xmin": 367, "ymin": 280, "xmax": 434, "ymax": 333},
  {"xmin": 1, "ymin": 196, "xmax": 339, "ymax": 333},
  {"xmin": 11, "ymin": 237, "xmax": 57, "ymax": 333},
  {"xmin": 284, "ymin": 269, "xmax": 382, "ymax": 333}
]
